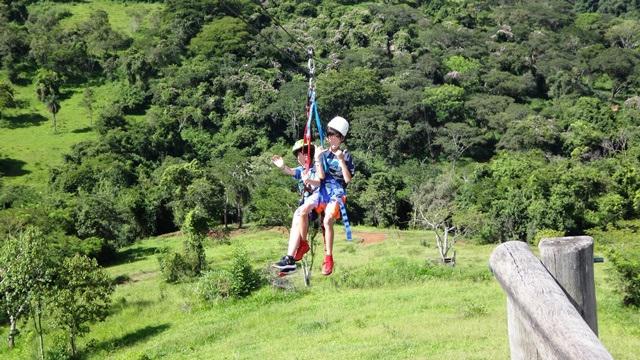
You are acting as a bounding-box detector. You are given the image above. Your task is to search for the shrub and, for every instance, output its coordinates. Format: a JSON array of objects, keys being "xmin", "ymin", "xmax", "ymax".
[
  {"xmin": 195, "ymin": 246, "xmax": 262, "ymax": 301},
  {"xmin": 606, "ymin": 244, "xmax": 640, "ymax": 307},
  {"xmin": 182, "ymin": 209, "xmax": 208, "ymax": 276},
  {"xmin": 195, "ymin": 270, "xmax": 232, "ymax": 301},
  {"xmin": 158, "ymin": 250, "xmax": 190, "ymax": 283},
  {"xmin": 532, "ymin": 229, "xmax": 565, "ymax": 246},
  {"xmin": 227, "ymin": 247, "xmax": 262, "ymax": 298}
]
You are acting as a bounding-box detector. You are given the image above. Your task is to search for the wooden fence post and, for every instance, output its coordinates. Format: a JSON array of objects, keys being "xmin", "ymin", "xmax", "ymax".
[
  {"xmin": 490, "ymin": 241, "xmax": 612, "ymax": 360},
  {"xmin": 539, "ymin": 236, "xmax": 598, "ymax": 335}
]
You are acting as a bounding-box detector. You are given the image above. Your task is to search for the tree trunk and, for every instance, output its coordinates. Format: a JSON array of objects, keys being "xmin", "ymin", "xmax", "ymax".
[
  {"xmin": 52, "ymin": 112, "xmax": 57, "ymax": 133},
  {"xmin": 236, "ymin": 197, "xmax": 242, "ymax": 229},
  {"xmin": 8, "ymin": 315, "xmax": 16, "ymax": 349},
  {"xmin": 70, "ymin": 332, "xmax": 77, "ymax": 358},
  {"xmin": 223, "ymin": 194, "xmax": 228, "ymax": 229},
  {"xmin": 32, "ymin": 309, "xmax": 45, "ymax": 360}
]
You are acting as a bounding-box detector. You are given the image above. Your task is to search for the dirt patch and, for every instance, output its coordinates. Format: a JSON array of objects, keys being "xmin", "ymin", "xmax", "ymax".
[
  {"xmin": 355, "ymin": 232, "xmax": 387, "ymax": 245},
  {"xmin": 129, "ymin": 271, "xmax": 158, "ymax": 283}
]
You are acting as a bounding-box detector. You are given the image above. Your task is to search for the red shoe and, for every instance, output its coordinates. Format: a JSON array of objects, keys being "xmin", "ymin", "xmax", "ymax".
[
  {"xmin": 293, "ymin": 240, "xmax": 310, "ymax": 261},
  {"xmin": 322, "ymin": 255, "xmax": 334, "ymax": 276}
]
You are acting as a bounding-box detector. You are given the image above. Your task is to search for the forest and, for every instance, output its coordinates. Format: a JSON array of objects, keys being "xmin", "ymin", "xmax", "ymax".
[{"xmin": 1, "ymin": 0, "xmax": 640, "ymax": 358}]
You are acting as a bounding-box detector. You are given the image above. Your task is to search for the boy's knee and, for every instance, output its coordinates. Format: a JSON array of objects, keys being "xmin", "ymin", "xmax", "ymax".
[
  {"xmin": 323, "ymin": 215, "xmax": 335, "ymax": 227},
  {"xmin": 295, "ymin": 206, "xmax": 311, "ymax": 217}
]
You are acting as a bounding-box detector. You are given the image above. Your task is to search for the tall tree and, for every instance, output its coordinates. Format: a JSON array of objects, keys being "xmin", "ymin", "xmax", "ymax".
[
  {"xmin": 34, "ymin": 68, "xmax": 63, "ymax": 133},
  {"xmin": 49, "ymin": 255, "xmax": 114, "ymax": 357},
  {"xmin": 0, "ymin": 226, "xmax": 53, "ymax": 356}
]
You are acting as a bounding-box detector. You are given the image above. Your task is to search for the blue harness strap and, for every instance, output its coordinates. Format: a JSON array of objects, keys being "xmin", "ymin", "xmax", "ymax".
[
  {"xmin": 312, "ymin": 99, "xmax": 324, "ymax": 144},
  {"xmin": 321, "ymin": 181, "xmax": 353, "ymax": 241},
  {"xmin": 337, "ymin": 197, "xmax": 352, "ymax": 241}
]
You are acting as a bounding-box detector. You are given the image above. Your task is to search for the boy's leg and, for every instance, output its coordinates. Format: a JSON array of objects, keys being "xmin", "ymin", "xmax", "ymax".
[
  {"xmin": 297, "ymin": 193, "xmax": 319, "ymax": 248},
  {"xmin": 323, "ymin": 201, "xmax": 340, "ymax": 255},
  {"xmin": 322, "ymin": 200, "xmax": 340, "ymax": 275},
  {"xmin": 287, "ymin": 200, "xmax": 316, "ymax": 256},
  {"xmin": 272, "ymin": 214, "xmax": 301, "ymax": 273},
  {"xmin": 287, "ymin": 209, "xmax": 303, "ymax": 256}
]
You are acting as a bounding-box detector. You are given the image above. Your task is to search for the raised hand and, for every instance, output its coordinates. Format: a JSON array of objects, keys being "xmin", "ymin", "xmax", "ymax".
[
  {"xmin": 271, "ymin": 155, "xmax": 284, "ymax": 169},
  {"xmin": 315, "ymin": 145, "xmax": 327, "ymax": 161}
]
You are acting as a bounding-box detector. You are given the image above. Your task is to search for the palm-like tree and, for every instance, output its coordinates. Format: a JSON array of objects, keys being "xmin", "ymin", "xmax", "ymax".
[{"xmin": 34, "ymin": 69, "xmax": 63, "ymax": 133}]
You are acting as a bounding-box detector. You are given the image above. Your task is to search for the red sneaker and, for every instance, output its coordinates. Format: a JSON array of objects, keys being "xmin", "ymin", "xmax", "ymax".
[
  {"xmin": 322, "ymin": 255, "xmax": 334, "ymax": 276},
  {"xmin": 293, "ymin": 240, "xmax": 310, "ymax": 261}
]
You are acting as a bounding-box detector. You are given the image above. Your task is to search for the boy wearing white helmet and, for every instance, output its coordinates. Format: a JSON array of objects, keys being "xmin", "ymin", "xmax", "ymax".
[
  {"xmin": 315, "ymin": 116, "xmax": 355, "ymax": 276},
  {"xmin": 271, "ymin": 140, "xmax": 324, "ymax": 274}
]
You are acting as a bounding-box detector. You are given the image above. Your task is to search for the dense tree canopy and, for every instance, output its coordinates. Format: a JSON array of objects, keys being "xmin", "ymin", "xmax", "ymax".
[{"xmin": 2, "ymin": 0, "xmax": 640, "ymax": 256}]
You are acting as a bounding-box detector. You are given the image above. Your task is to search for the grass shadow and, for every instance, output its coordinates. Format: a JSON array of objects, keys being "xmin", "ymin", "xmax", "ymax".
[
  {"xmin": 0, "ymin": 158, "xmax": 30, "ymax": 177},
  {"xmin": 84, "ymin": 324, "xmax": 170, "ymax": 355},
  {"xmin": 104, "ymin": 246, "xmax": 160, "ymax": 266},
  {"xmin": 0, "ymin": 113, "xmax": 48, "ymax": 129},
  {"xmin": 71, "ymin": 126, "xmax": 93, "ymax": 134}
]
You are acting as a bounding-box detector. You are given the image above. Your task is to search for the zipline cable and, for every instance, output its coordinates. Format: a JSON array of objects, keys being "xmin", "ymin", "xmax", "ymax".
[
  {"xmin": 251, "ymin": 0, "xmax": 328, "ymax": 67},
  {"xmin": 220, "ymin": 0, "xmax": 305, "ymax": 68}
]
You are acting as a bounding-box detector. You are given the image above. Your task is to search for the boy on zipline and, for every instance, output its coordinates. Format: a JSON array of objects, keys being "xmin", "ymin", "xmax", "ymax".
[
  {"xmin": 271, "ymin": 139, "xmax": 323, "ymax": 275},
  {"xmin": 272, "ymin": 116, "xmax": 354, "ymax": 276},
  {"xmin": 315, "ymin": 116, "xmax": 354, "ymax": 275}
]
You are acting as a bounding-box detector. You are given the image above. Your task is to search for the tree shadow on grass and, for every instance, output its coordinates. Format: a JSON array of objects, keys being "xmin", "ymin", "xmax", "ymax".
[
  {"xmin": 71, "ymin": 126, "xmax": 93, "ymax": 134},
  {"xmin": 104, "ymin": 246, "xmax": 160, "ymax": 266},
  {"xmin": 0, "ymin": 113, "xmax": 48, "ymax": 129},
  {"xmin": 84, "ymin": 324, "xmax": 170, "ymax": 356},
  {"xmin": 0, "ymin": 158, "xmax": 30, "ymax": 177}
]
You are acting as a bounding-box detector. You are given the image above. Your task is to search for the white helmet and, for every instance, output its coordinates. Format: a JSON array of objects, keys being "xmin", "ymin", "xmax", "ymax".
[{"xmin": 327, "ymin": 116, "xmax": 349, "ymax": 137}]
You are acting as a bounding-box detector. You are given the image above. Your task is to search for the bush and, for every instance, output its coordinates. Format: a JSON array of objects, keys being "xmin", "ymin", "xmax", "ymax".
[
  {"xmin": 182, "ymin": 209, "xmax": 208, "ymax": 276},
  {"xmin": 607, "ymin": 244, "xmax": 640, "ymax": 307},
  {"xmin": 532, "ymin": 229, "xmax": 565, "ymax": 246},
  {"xmin": 158, "ymin": 250, "xmax": 190, "ymax": 283},
  {"xmin": 194, "ymin": 246, "xmax": 262, "ymax": 301},
  {"xmin": 195, "ymin": 270, "xmax": 233, "ymax": 301},
  {"xmin": 228, "ymin": 246, "xmax": 262, "ymax": 298}
]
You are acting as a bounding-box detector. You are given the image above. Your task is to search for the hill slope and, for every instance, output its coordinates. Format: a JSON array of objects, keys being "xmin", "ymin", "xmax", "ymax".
[{"xmin": 3, "ymin": 227, "xmax": 638, "ymax": 359}]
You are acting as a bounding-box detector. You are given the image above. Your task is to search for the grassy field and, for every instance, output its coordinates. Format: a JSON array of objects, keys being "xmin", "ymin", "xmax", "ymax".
[
  {"xmin": 1, "ymin": 227, "xmax": 638, "ymax": 359},
  {"xmin": 0, "ymin": 76, "xmax": 97, "ymax": 188},
  {"xmin": 37, "ymin": 0, "xmax": 163, "ymax": 38}
]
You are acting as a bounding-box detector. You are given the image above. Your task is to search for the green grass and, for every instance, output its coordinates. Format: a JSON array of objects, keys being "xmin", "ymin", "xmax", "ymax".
[
  {"xmin": 1, "ymin": 227, "xmax": 638, "ymax": 359},
  {"xmin": 0, "ymin": 76, "xmax": 98, "ymax": 188},
  {"xmin": 33, "ymin": 0, "xmax": 163, "ymax": 39}
]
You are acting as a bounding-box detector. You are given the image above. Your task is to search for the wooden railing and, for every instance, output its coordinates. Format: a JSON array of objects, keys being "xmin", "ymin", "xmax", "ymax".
[{"xmin": 489, "ymin": 237, "xmax": 613, "ymax": 360}]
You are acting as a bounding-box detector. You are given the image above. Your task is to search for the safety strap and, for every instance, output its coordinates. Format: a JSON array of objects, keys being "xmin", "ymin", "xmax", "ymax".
[
  {"xmin": 337, "ymin": 197, "xmax": 352, "ymax": 241},
  {"xmin": 321, "ymin": 181, "xmax": 353, "ymax": 241}
]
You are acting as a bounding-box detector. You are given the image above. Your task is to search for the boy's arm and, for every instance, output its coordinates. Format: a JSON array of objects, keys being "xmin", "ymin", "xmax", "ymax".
[
  {"xmin": 336, "ymin": 150, "xmax": 353, "ymax": 184},
  {"xmin": 304, "ymin": 175, "xmax": 321, "ymax": 187},
  {"xmin": 314, "ymin": 147, "xmax": 326, "ymax": 180},
  {"xmin": 272, "ymin": 155, "xmax": 295, "ymax": 176}
]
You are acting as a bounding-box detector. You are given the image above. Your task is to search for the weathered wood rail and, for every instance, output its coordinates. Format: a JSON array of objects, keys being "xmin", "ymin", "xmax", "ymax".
[{"xmin": 489, "ymin": 238, "xmax": 613, "ymax": 360}]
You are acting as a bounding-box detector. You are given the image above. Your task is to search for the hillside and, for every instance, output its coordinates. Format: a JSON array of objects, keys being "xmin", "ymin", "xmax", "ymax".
[
  {"xmin": 1, "ymin": 0, "xmax": 640, "ymax": 358},
  {"xmin": 2, "ymin": 227, "xmax": 639, "ymax": 359},
  {"xmin": 0, "ymin": 0, "xmax": 159, "ymax": 189}
]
